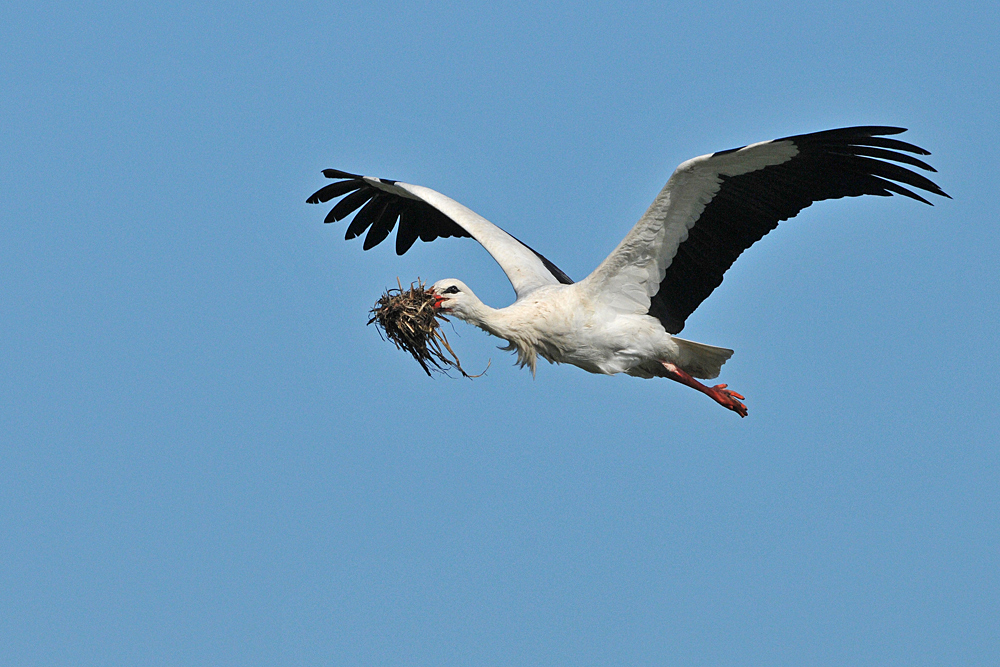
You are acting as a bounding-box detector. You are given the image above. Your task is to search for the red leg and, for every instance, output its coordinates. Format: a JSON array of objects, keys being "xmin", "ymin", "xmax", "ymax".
[{"xmin": 661, "ymin": 362, "xmax": 748, "ymax": 417}]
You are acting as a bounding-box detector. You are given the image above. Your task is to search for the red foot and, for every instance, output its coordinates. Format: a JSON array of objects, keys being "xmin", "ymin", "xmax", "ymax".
[
  {"xmin": 660, "ymin": 362, "xmax": 748, "ymax": 417},
  {"xmin": 707, "ymin": 384, "xmax": 748, "ymax": 418}
]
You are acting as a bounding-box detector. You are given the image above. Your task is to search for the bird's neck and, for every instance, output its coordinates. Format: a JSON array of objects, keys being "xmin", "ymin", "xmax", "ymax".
[
  {"xmin": 456, "ymin": 301, "xmax": 540, "ymax": 376},
  {"xmin": 456, "ymin": 300, "xmax": 507, "ymax": 336}
]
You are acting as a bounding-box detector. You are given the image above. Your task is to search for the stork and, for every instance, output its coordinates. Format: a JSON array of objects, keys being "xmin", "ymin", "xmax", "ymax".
[{"xmin": 307, "ymin": 127, "xmax": 948, "ymax": 416}]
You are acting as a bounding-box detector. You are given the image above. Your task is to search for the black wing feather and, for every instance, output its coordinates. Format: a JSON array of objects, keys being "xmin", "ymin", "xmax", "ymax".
[
  {"xmin": 363, "ymin": 199, "xmax": 405, "ymax": 250},
  {"xmin": 306, "ymin": 179, "xmax": 364, "ymax": 204},
  {"xmin": 345, "ymin": 194, "xmax": 390, "ymax": 240},
  {"xmin": 395, "ymin": 207, "xmax": 422, "ymax": 255},
  {"xmin": 836, "ymin": 146, "xmax": 937, "ymax": 172},
  {"xmin": 327, "ymin": 187, "xmax": 375, "ymax": 223},
  {"xmin": 650, "ymin": 126, "xmax": 949, "ymax": 334}
]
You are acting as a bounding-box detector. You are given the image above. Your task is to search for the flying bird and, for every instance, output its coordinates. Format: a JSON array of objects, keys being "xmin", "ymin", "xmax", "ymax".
[{"xmin": 307, "ymin": 126, "xmax": 948, "ymax": 416}]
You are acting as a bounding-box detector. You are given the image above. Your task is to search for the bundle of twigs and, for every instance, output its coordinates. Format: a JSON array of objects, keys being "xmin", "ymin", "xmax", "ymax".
[{"xmin": 368, "ymin": 279, "xmax": 483, "ymax": 378}]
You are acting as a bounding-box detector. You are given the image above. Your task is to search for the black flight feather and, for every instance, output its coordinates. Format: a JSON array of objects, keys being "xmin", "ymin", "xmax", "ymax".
[{"xmin": 649, "ymin": 126, "xmax": 949, "ymax": 334}]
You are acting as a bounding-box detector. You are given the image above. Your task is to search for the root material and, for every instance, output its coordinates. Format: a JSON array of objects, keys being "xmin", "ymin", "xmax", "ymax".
[{"xmin": 368, "ymin": 279, "xmax": 484, "ymax": 378}]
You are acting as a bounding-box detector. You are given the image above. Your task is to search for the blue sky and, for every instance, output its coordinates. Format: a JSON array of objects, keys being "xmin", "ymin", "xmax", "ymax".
[{"xmin": 2, "ymin": 1, "xmax": 998, "ymax": 665}]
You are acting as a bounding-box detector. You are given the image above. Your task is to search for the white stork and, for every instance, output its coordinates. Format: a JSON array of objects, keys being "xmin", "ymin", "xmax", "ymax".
[{"xmin": 307, "ymin": 127, "xmax": 948, "ymax": 416}]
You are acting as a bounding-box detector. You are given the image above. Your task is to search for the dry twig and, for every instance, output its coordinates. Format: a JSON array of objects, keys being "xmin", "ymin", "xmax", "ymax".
[{"xmin": 368, "ymin": 278, "xmax": 485, "ymax": 378}]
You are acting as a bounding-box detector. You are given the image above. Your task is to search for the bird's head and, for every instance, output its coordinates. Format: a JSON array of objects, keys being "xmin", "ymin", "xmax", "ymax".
[{"xmin": 429, "ymin": 279, "xmax": 480, "ymax": 320}]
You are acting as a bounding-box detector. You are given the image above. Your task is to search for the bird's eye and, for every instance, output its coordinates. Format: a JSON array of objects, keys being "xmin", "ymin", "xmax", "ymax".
[{"xmin": 443, "ymin": 286, "xmax": 460, "ymax": 294}]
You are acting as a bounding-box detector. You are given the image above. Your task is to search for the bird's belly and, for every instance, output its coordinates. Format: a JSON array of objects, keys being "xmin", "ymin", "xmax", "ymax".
[{"xmin": 534, "ymin": 313, "xmax": 678, "ymax": 375}]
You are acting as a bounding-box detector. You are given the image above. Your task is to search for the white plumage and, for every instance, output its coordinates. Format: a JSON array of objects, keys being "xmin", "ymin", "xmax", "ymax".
[{"xmin": 308, "ymin": 127, "xmax": 948, "ymax": 416}]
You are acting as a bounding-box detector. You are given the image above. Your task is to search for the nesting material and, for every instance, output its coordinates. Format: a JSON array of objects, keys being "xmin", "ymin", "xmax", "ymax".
[{"xmin": 368, "ymin": 279, "xmax": 482, "ymax": 377}]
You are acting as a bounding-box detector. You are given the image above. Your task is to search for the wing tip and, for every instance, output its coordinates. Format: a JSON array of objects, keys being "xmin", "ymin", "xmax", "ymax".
[{"xmin": 322, "ymin": 168, "xmax": 363, "ymax": 180}]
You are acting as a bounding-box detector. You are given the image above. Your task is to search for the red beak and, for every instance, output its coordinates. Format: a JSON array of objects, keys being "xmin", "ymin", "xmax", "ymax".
[{"xmin": 431, "ymin": 291, "xmax": 445, "ymax": 310}]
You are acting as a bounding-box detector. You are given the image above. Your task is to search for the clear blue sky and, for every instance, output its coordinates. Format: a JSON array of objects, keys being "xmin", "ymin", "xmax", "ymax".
[{"xmin": 2, "ymin": 1, "xmax": 998, "ymax": 665}]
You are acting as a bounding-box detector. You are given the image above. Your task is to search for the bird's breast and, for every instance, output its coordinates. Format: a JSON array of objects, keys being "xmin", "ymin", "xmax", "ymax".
[{"xmin": 490, "ymin": 287, "xmax": 672, "ymax": 375}]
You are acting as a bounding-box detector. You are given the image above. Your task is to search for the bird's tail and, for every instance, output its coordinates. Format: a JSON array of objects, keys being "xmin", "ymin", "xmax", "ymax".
[{"xmin": 672, "ymin": 337, "xmax": 734, "ymax": 380}]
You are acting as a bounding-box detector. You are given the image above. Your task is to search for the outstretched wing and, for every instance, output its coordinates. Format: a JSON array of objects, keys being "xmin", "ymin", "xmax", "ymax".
[
  {"xmin": 307, "ymin": 170, "xmax": 572, "ymax": 298},
  {"xmin": 584, "ymin": 126, "xmax": 949, "ymax": 333}
]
